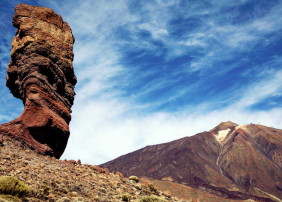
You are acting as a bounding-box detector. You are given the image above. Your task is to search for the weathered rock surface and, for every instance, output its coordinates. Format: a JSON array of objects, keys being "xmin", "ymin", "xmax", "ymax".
[
  {"xmin": 0, "ymin": 4, "xmax": 76, "ymax": 158},
  {"xmin": 101, "ymin": 122, "xmax": 282, "ymax": 201}
]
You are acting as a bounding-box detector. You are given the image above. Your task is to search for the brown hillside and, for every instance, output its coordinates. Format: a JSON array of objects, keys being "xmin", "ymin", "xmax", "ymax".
[{"xmin": 101, "ymin": 122, "xmax": 282, "ymax": 201}]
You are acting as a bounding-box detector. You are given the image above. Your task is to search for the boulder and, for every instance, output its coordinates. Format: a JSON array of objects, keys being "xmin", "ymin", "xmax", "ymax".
[
  {"xmin": 116, "ymin": 171, "xmax": 124, "ymax": 179},
  {"xmin": 92, "ymin": 165, "xmax": 103, "ymax": 173},
  {"xmin": 103, "ymin": 168, "xmax": 110, "ymax": 175}
]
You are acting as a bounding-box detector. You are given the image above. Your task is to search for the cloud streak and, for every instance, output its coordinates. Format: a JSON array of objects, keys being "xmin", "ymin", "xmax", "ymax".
[{"xmin": 59, "ymin": 0, "xmax": 282, "ymax": 164}]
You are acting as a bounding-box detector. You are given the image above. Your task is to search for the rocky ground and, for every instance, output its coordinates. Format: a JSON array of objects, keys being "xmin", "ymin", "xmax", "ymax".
[
  {"xmin": 152, "ymin": 180, "xmax": 256, "ymax": 202},
  {"xmin": 0, "ymin": 135, "xmax": 178, "ymax": 201}
]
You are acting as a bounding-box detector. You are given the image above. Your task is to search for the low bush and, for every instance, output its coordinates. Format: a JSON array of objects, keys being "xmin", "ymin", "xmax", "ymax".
[
  {"xmin": 141, "ymin": 183, "xmax": 159, "ymax": 195},
  {"xmin": 139, "ymin": 196, "xmax": 167, "ymax": 202},
  {"xmin": 0, "ymin": 194, "xmax": 20, "ymax": 202},
  {"xmin": 129, "ymin": 175, "xmax": 139, "ymax": 182},
  {"xmin": 121, "ymin": 193, "xmax": 132, "ymax": 201},
  {"xmin": 148, "ymin": 184, "xmax": 159, "ymax": 195},
  {"xmin": 0, "ymin": 176, "xmax": 31, "ymax": 197}
]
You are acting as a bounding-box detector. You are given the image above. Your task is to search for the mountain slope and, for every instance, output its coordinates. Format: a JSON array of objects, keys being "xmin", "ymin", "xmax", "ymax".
[{"xmin": 101, "ymin": 122, "xmax": 282, "ymax": 201}]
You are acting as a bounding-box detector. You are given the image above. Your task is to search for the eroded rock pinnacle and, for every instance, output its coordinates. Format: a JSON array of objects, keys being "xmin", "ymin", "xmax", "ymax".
[{"xmin": 0, "ymin": 4, "xmax": 76, "ymax": 158}]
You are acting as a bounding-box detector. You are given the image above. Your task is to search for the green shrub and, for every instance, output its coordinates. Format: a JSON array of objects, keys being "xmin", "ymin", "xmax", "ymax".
[
  {"xmin": 129, "ymin": 175, "xmax": 139, "ymax": 182},
  {"xmin": 0, "ymin": 194, "xmax": 20, "ymax": 202},
  {"xmin": 148, "ymin": 184, "xmax": 159, "ymax": 195},
  {"xmin": 139, "ymin": 196, "xmax": 167, "ymax": 202},
  {"xmin": 121, "ymin": 193, "xmax": 132, "ymax": 201},
  {"xmin": 56, "ymin": 197, "xmax": 71, "ymax": 202},
  {"xmin": 0, "ymin": 176, "xmax": 31, "ymax": 197},
  {"xmin": 141, "ymin": 183, "xmax": 159, "ymax": 195}
]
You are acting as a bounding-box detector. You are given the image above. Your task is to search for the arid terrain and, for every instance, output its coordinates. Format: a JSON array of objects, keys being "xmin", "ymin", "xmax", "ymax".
[
  {"xmin": 1, "ymin": 130, "xmax": 278, "ymax": 202},
  {"xmin": 0, "ymin": 134, "xmax": 176, "ymax": 201}
]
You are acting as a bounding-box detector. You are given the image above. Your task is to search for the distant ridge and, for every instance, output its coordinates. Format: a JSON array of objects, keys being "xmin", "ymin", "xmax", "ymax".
[{"xmin": 101, "ymin": 122, "xmax": 282, "ymax": 201}]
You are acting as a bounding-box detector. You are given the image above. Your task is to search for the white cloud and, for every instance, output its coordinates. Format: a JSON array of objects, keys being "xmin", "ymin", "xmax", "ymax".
[
  {"xmin": 139, "ymin": 23, "xmax": 169, "ymax": 39},
  {"xmin": 234, "ymin": 70, "xmax": 282, "ymax": 109},
  {"xmin": 183, "ymin": 38, "xmax": 206, "ymax": 47}
]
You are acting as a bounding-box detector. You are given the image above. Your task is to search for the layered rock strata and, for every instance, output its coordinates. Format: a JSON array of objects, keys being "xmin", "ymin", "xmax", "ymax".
[{"xmin": 0, "ymin": 4, "xmax": 76, "ymax": 158}]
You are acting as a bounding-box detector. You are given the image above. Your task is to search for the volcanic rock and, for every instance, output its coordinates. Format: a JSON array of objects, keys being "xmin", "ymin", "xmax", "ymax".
[
  {"xmin": 116, "ymin": 171, "xmax": 125, "ymax": 179},
  {"xmin": 0, "ymin": 4, "xmax": 76, "ymax": 158},
  {"xmin": 103, "ymin": 167, "xmax": 110, "ymax": 175},
  {"xmin": 92, "ymin": 165, "xmax": 103, "ymax": 173}
]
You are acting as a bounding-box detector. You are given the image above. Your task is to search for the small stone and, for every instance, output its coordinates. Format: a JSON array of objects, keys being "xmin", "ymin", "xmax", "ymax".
[
  {"xmin": 103, "ymin": 168, "xmax": 110, "ymax": 175},
  {"xmin": 68, "ymin": 191, "xmax": 79, "ymax": 197},
  {"xmin": 68, "ymin": 160, "xmax": 77, "ymax": 165},
  {"xmin": 163, "ymin": 190, "xmax": 171, "ymax": 198},
  {"xmin": 92, "ymin": 165, "xmax": 103, "ymax": 173},
  {"xmin": 27, "ymin": 179, "xmax": 33, "ymax": 184},
  {"xmin": 48, "ymin": 193, "xmax": 56, "ymax": 200},
  {"xmin": 99, "ymin": 187, "xmax": 107, "ymax": 193},
  {"xmin": 25, "ymin": 157, "xmax": 31, "ymax": 161},
  {"xmin": 116, "ymin": 171, "xmax": 124, "ymax": 179}
]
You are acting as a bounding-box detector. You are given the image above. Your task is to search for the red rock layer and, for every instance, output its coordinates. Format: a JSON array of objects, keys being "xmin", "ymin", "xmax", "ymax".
[{"xmin": 0, "ymin": 4, "xmax": 76, "ymax": 158}]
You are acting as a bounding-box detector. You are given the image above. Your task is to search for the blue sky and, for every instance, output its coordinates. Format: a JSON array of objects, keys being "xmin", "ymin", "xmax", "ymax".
[{"xmin": 0, "ymin": 0, "xmax": 282, "ymax": 164}]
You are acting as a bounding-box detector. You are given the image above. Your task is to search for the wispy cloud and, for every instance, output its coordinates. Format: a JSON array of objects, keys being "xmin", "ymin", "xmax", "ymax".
[
  {"xmin": 234, "ymin": 70, "xmax": 282, "ymax": 109},
  {"xmin": 38, "ymin": 0, "xmax": 282, "ymax": 164}
]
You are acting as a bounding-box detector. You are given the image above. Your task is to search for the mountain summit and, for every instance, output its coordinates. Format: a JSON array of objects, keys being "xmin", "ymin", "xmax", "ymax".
[
  {"xmin": 101, "ymin": 122, "xmax": 282, "ymax": 201},
  {"xmin": 210, "ymin": 121, "xmax": 238, "ymax": 132}
]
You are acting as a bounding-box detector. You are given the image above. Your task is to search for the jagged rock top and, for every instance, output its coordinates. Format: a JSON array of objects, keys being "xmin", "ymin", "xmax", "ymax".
[
  {"xmin": 13, "ymin": 4, "xmax": 72, "ymax": 32},
  {"xmin": 209, "ymin": 121, "xmax": 238, "ymax": 133},
  {"xmin": 7, "ymin": 3, "xmax": 76, "ymax": 108}
]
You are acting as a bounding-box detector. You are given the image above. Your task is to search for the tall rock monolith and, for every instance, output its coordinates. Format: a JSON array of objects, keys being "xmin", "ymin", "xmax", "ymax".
[{"xmin": 0, "ymin": 4, "xmax": 76, "ymax": 158}]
